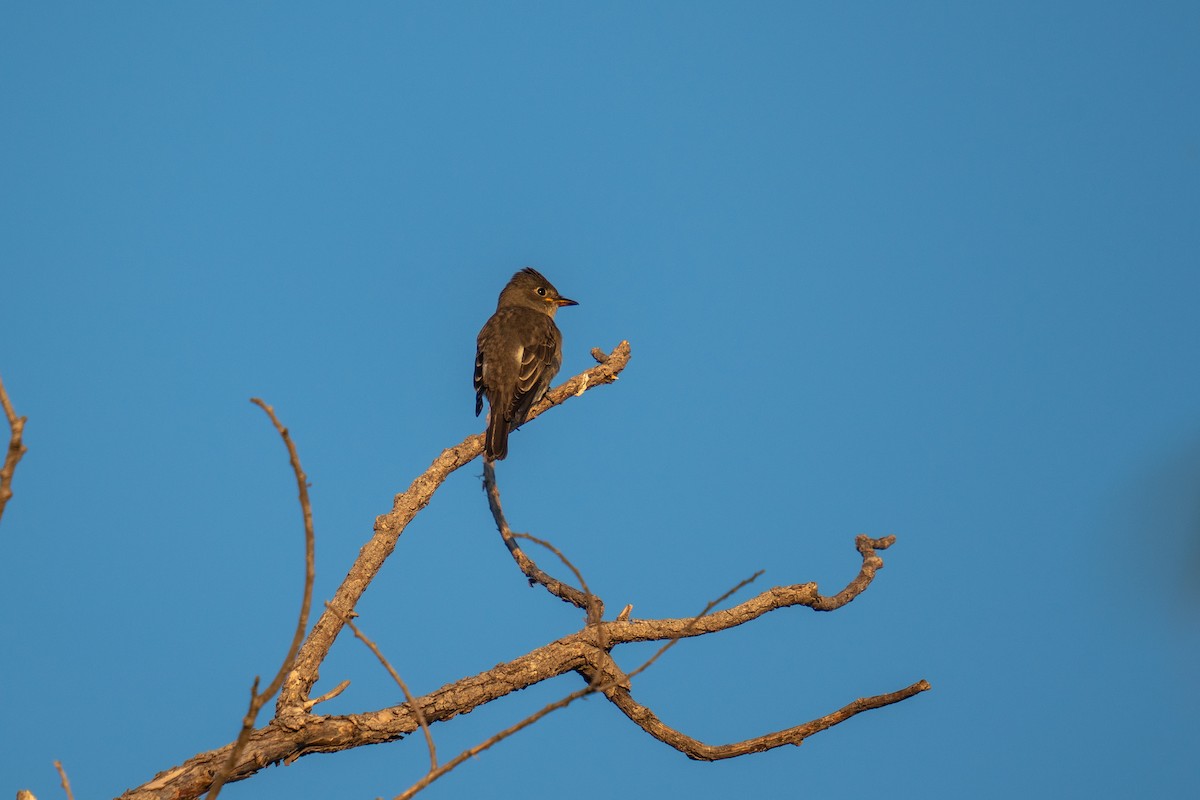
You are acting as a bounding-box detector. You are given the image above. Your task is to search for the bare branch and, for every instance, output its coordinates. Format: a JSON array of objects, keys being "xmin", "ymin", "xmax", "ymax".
[
  {"xmin": 122, "ymin": 638, "xmax": 598, "ymax": 800},
  {"xmin": 393, "ymin": 566, "xmax": 761, "ymax": 799},
  {"xmin": 53, "ymin": 760, "xmax": 74, "ymax": 800},
  {"xmin": 812, "ymin": 535, "xmax": 895, "ymax": 611},
  {"xmin": 0, "ymin": 370, "xmax": 28, "ymax": 525},
  {"xmin": 327, "ymin": 602, "xmax": 437, "ymax": 772},
  {"xmin": 601, "ymin": 656, "xmax": 930, "ymax": 760},
  {"xmin": 114, "ymin": 340, "xmax": 925, "ymax": 800},
  {"xmin": 395, "ymin": 566, "xmax": 788, "ymax": 799},
  {"xmin": 582, "ymin": 536, "xmax": 931, "ymax": 760},
  {"xmin": 600, "ymin": 536, "xmax": 898, "ymax": 646},
  {"xmin": 206, "ymin": 399, "xmax": 317, "ymax": 800},
  {"xmin": 482, "ymin": 459, "xmax": 599, "ymax": 617},
  {"xmin": 277, "ymin": 341, "xmax": 632, "ymax": 713},
  {"xmin": 119, "ymin": 533, "xmax": 923, "ymax": 800}
]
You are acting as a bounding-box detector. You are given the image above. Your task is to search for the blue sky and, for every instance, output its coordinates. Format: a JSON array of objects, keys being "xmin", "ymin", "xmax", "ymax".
[{"xmin": 2, "ymin": 2, "xmax": 1198, "ymax": 798}]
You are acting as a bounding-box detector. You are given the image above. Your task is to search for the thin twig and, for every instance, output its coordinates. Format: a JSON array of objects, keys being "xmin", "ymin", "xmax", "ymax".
[
  {"xmin": 483, "ymin": 458, "xmax": 601, "ymax": 619},
  {"xmin": 511, "ymin": 532, "xmax": 592, "ymax": 600},
  {"xmin": 393, "ymin": 683, "xmax": 594, "ymax": 800},
  {"xmin": 53, "ymin": 760, "xmax": 74, "ymax": 800},
  {"xmin": 326, "ymin": 602, "xmax": 437, "ymax": 771},
  {"xmin": 0, "ymin": 371, "xmax": 28, "ymax": 525},
  {"xmin": 626, "ymin": 570, "xmax": 764, "ymax": 681},
  {"xmin": 303, "ymin": 679, "xmax": 351, "ymax": 711},
  {"xmin": 206, "ymin": 399, "xmax": 317, "ymax": 800}
]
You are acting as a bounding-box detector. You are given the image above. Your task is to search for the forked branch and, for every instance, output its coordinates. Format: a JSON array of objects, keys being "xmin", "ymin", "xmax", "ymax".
[
  {"xmin": 276, "ymin": 341, "xmax": 632, "ymax": 713},
  {"xmin": 120, "ymin": 531, "xmax": 924, "ymax": 800},
  {"xmin": 115, "ymin": 339, "xmax": 928, "ymax": 800}
]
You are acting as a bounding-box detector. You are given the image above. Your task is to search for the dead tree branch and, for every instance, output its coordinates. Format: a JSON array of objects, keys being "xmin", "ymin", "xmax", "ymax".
[
  {"xmin": 0, "ymin": 370, "xmax": 28, "ymax": 525},
  {"xmin": 120, "ymin": 531, "xmax": 925, "ymax": 800},
  {"xmin": 598, "ymin": 650, "xmax": 930, "ymax": 760},
  {"xmin": 113, "ymin": 340, "xmax": 927, "ymax": 800},
  {"xmin": 53, "ymin": 760, "xmax": 74, "ymax": 800},
  {"xmin": 276, "ymin": 341, "xmax": 631, "ymax": 715},
  {"xmin": 483, "ymin": 458, "xmax": 599, "ymax": 619}
]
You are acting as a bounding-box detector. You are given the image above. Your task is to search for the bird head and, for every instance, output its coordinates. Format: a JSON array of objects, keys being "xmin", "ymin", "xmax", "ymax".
[{"xmin": 498, "ymin": 267, "xmax": 578, "ymax": 317}]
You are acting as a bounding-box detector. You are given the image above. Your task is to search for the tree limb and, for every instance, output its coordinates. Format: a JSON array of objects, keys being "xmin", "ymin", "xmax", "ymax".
[
  {"xmin": 119, "ymin": 533, "xmax": 924, "ymax": 800},
  {"xmin": 600, "ymin": 658, "xmax": 930, "ymax": 760},
  {"xmin": 276, "ymin": 341, "xmax": 631, "ymax": 714},
  {"xmin": 483, "ymin": 458, "xmax": 599, "ymax": 617},
  {"xmin": 112, "ymin": 339, "xmax": 928, "ymax": 800}
]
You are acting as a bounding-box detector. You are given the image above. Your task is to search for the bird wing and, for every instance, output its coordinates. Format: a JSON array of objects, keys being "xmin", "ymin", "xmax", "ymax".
[
  {"xmin": 507, "ymin": 315, "xmax": 563, "ymax": 428},
  {"xmin": 474, "ymin": 348, "xmax": 486, "ymax": 417}
]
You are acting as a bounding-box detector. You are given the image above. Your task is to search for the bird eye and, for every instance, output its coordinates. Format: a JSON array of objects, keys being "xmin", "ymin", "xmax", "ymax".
[{"xmin": 536, "ymin": 287, "xmax": 547, "ymax": 296}]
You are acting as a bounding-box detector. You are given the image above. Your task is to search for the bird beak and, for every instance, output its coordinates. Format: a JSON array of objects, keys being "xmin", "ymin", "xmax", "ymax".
[{"xmin": 554, "ymin": 297, "xmax": 579, "ymax": 307}]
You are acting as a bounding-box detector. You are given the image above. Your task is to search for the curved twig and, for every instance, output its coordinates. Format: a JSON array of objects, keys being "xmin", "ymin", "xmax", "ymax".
[
  {"xmin": 482, "ymin": 459, "xmax": 599, "ymax": 618},
  {"xmin": 207, "ymin": 399, "xmax": 317, "ymax": 800},
  {"xmin": 600, "ymin": 658, "xmax": 930, "ymax": 760},
  {"xmin": 600, "ymin": 536, "xmax": 897, "ymax": 644}
]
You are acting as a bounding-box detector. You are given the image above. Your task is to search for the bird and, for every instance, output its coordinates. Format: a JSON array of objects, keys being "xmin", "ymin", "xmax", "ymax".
[{"xmin": 474, "ymin": 267, "xmax": 578, "ymax": 461}]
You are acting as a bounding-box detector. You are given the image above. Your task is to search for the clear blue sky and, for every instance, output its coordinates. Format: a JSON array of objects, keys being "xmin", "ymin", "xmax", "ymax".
[{"xmin": 3, "ymin": 3, "xmax": 1198, "ymax": 798}]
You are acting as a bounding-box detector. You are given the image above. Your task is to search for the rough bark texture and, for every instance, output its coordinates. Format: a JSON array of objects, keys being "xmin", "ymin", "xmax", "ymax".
[{"xmin": 120, "ymin": 531, "xmax": 928, "ymax": 799}]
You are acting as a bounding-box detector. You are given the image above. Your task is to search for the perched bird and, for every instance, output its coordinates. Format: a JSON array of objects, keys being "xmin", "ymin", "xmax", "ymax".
[{"xmin": 475, "ymin": 267, "xmax": 578, "ymax": 460}]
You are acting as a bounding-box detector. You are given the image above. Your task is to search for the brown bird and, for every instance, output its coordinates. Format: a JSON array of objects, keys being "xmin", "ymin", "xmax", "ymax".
[{"xmin": 474, "ymin": 267, "xmax": 578, "ymax": 460}]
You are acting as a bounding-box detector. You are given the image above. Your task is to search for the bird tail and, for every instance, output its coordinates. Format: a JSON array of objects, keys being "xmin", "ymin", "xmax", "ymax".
[{"xmin": 485, "ymin": 410, "xmax": 509, "ymax": 461}]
